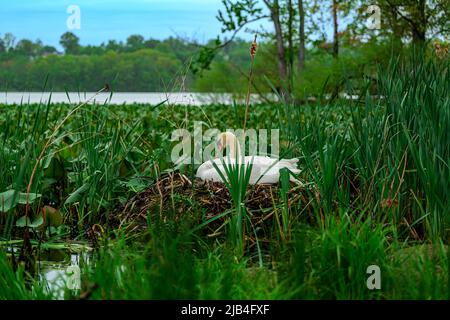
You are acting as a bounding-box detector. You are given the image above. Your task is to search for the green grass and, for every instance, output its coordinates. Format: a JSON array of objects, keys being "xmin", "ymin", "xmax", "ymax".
[
  {"xmin": 211, "ymin": 153, "xmax": 254, "ymax": 257},
  {"xmin": 0, "ymin": 53, "xmax": 449, "ymax": 300}
]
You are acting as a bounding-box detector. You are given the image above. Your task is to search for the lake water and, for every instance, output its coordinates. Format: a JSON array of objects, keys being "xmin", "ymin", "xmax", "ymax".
[
  {"xmin": 0, "ymin": 92, "xmax": 263, "ymax": 106},
  {"xmin": 4, "ymin": 243, "xmax": 91, "ymax": 300},
  {"xmin": 39, "ymin": 251, "xmax": 86, "ymax": 300}
]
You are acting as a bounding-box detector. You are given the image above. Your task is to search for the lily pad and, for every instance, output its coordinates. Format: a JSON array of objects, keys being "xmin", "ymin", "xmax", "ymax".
[
  {"xmin": 0, "ymin": 190, "xmax": 41, "ymax": 213},
  {"xmin": 16, "ymin": 215, "xmax": 44, "ymax": 228}
]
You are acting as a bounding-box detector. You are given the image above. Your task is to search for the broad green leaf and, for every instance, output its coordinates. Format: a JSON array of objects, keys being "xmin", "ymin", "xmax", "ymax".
[
  {"xmin": 65, "ymin": 183, "xmax": 90, "ymax": 205},
  {"xmin": 42, "ymin": 151, "xmax": 54, "ymax": 169},
  {"xmin": 30, "ymin": 216, "xmax": 44, "ymax": 228},
  {"xmin": 15, "ymin": 215, "xmax": 44, "ymax": 228},
  {"xmin": 0, "ymin": 190, "xmax": 41, "ymax": 213},
  {"xmin": 15, "ymin": 216, "xmax": 32, "ymax": 227}
]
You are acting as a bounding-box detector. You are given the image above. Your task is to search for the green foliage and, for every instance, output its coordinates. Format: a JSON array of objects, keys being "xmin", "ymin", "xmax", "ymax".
[
  {"xmin": 0, "ymin": 34, "xmax": 199, "ymax": 92},
  {"xmin": 190, "ymin": 38, "xmax": 222, "ymax": 75},
  {"xmin": 194, "ymin": 59, "xmax": 246, "ymax": 92},
  {"xmin": 59, "ymin": 32, "xmax": 80, "ymax": 55},
  {"xmin": 0, "ymin": 49, "xmax": 183, "ymax": 91},
  {"xmin": 211, "ymin": 155, "xmax": 254, "ymax": 255},
  {"xmin": 3, "ymin": 30, "xmax": 441, "ymax": 99},
  {"xmin": 0, "ymin": 251, "xmax": 52, "ymax": 299},
  {"xmin": 15, "ymin": 215, "xmax": 43, "ymax": 228},
  {"xmin": 0, "ymin": 190, "xmax": 41, "ymax": 213},
  {"xmin": 217, "ymin": 0, "xmax": 264, "ymax": 33}
]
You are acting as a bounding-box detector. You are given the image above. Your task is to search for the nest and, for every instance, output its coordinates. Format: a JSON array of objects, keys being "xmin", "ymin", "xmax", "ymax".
[{"xmin": 109, "ymin": 172, "xmax": 310, "ymax": 239}]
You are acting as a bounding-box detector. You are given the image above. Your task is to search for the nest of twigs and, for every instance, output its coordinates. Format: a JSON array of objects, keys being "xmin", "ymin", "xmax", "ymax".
[{"xmin": 109, "ymin": 172, "xmax": 310, "ymax": 240}]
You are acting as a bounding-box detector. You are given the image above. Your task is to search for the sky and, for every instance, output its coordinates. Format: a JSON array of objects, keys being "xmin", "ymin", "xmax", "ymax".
[{"xmin": 1, "ymin": 0, "xmax": 267, "ymax": 50}]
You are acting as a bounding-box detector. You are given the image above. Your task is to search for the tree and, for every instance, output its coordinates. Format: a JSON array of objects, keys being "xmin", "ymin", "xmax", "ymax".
[
  {"xmin": 60, "ymin": 32, "xmax": 80, "ymax": 54},
  {"xmin": 382, "ymin": 0, "xmax": 449, "ymax": 43},
  {"xmin": 41, "ymin": 45, "xmax": 57, "ymax": 56},
  {"xmin": 349, "ymin": 0, "xmax": 449, "ymax": 45},
  {"xmin": 15, "ymin": 39, "xmax": 36, "ymax": 57},
  {"xmin": 105, "ymin": 40, "xmax": 124, "ymax": 52},
  {"xmin": 2, "ymin": 33, "xmax": 16, "ymax": 52},
  {"xmin": 260, "ymin": 0, "xmax": 289, "ymax": 94},
  {"xmin": 214, "ymin": 0, "xmax": 292, "ymax": 97},
  {"xmin": 298, "ymin": 0, "xmax": 306, "ymax": 70},
  {"xmin": 144, "ymin": 39, "xmax": 160, "ymax": 49},
  {"xmin": 287, "ymin": 0, "xmax": 295, "ymax": 88},
  {"xmin": 332, "ymin": 0, "xmax": 339, "ymax": 57},
  {"xmin": 210, "ymin": 0, "xmax": 325, "ymax": 100},
  {"xmin": 126, "ymin": 34, "xmax": 145, "ymax": 51}
]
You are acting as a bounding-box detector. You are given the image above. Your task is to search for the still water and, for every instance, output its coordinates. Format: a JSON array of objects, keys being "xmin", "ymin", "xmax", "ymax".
[
  {"xmin": 6, "ymin": 244, "xmax": 91, "ymax": 300},
  {"xmin": 38, "ymin": 249, "xmax": 89, "ymax": 300},
  {"xmin": 0, "ymin": 92, "xmax": 264, "ymax": 106}
]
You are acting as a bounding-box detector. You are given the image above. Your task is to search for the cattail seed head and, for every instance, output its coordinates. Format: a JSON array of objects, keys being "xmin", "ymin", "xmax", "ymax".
[
  {"xmin": 434, "ymin": 41, "xmax": 449, "ymax": 60},
  {"xmin": 250, "ymin": 35, "xmax": 258, "ymax": 59}
]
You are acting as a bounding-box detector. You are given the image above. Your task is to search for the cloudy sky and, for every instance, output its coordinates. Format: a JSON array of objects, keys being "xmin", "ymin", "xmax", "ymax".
[{"xmin": 1, "ymin": 0, "xmax": 266, "ymax": 49}]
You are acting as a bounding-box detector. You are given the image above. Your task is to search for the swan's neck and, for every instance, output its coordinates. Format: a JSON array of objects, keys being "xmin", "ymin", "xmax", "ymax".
[{"xmin": 226, "ymin": 136, "xmax": 242, "ymax": 160}]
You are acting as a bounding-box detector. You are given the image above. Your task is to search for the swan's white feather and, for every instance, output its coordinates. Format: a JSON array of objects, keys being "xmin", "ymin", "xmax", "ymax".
[{"xmin": 196, "ymin": 156, "xmax": 301, "ymax": 185}]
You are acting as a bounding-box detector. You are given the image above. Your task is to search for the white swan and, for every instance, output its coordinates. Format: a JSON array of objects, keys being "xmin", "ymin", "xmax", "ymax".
[{"xmin": 196, "ymin": 132, "xmax": 301, "ymax": 185}]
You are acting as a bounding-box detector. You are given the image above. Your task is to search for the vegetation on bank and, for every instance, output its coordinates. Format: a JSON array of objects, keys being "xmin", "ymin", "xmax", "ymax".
[
  {"xmin": 1, "ymin": 0, "xmax": 448, "ymax": 98},
  {"xmin": 1, "ymin": 30, "xmax": 442, "ymax": 98},
  {"xmin": 0, "ymin": 31, "xmax": 386, "ymax": 94}
]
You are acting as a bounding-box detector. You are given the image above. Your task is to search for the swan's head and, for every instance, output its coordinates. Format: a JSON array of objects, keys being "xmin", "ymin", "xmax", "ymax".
[
  {"xmin": 216, "ymin": 132, "xmax": 236, "ymax": 150},
  {"xmin": 216, "ymin": 132, "xmax": 240, "ymax": 157}
]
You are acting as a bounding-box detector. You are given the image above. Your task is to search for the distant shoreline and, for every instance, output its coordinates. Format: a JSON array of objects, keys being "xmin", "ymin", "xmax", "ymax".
[
  {"xmin": 0, "ymin": 92, "xmax": 266, "ymax": 106},
  {"xmin": 0, "ymin": 92, "xmax": 375, "ymax": 106}
]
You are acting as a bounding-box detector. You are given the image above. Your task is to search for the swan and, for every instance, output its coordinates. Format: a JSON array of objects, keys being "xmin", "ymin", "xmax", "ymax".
[{"xmin": 196, "ymin": 132, "xmax": 301, "ymax": 185}]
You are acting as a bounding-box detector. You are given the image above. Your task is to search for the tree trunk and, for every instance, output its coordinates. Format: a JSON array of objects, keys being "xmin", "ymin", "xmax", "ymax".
[
  {"xmin": 412, "ymin": 27, "xmax": 426, "ymax": 43},
  {"xmin": 270, "ymin": 1, "xmax": 289, "ymax": 98},
  {"xmin": 298, "ymin": 0, "xmax": 306, "ymax": 71},
  {"xmin": 332, "ymin": 0, "xmax": 339, "ymax": 57},
  {"xmin": 287, "ymin": 0, "xmax": 294, "ymax": 90},
  {"xmin": 412, "ymin": 0, "xmax": 427, "ymax": 43}
]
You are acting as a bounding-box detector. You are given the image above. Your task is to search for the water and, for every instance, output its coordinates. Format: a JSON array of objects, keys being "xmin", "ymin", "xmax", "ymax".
[
  {"xmin": 38, "ymin": 250, "xmax": 87, "ymax": 300},
  {"xmin": 4, "ymin": 243, "xmax": 91, "ymax": 300},
  {"xmin": 0, "ymin": 92, "xmax": 262, "ymax": 106},
  {"xmin": 0, "ymin": 92, "xmax": 370, "ymax": 106}
]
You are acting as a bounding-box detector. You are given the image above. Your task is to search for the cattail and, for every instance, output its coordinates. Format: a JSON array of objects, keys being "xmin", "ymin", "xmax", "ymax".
[
  {"xmin": 244, "ymin": 35, "xmax": 258, "ymax": 132},
  {"xmin": 250, "ymin": 35, "xmax": 258, "ymax": 59},
  {"xmin": 434, "ymin": 41, "xmax": 449, "ymax": 60},
  {"xmin": 434, "ymin": 41, "xmax": 441, "ymax": 56}
]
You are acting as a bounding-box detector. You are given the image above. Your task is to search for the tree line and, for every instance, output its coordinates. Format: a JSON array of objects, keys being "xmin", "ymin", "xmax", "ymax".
[
  {"xmin": 0, "ymin": 32, "xmax": 203, "ymax": 92},
  {"xmin": 204, "ymin": 0, "xmax": 449, "ymax": 100},
  {"xmin": 0, "ymin": 0, "xmax": 448, "ymax": 95}
]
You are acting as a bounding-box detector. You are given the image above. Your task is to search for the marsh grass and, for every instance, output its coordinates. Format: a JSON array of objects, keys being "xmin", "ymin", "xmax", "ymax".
[
  {"xmin": 211, "ymin": 152, "xmax": 254, "ymax": 257},
  {"xmin": 0, "ymin": 250, "xmax": 52, "ymax": 299}
]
